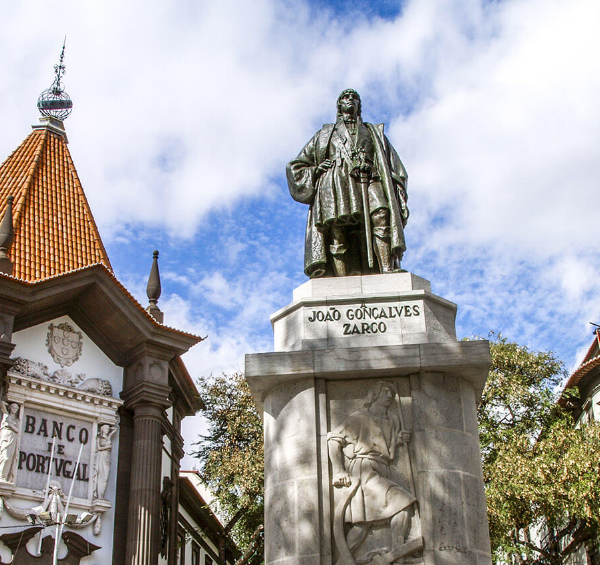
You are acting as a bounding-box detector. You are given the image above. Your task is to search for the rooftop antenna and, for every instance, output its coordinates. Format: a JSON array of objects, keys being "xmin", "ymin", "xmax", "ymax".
[{"xmin": 37, "ymin": 37, "xmax": 73, "ymax": 121}]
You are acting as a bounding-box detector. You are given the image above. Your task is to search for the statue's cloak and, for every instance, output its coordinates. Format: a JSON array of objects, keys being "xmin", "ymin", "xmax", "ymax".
[{"xmin": 286, "ymin": 122, "xmax": 408, "ymax": 277}]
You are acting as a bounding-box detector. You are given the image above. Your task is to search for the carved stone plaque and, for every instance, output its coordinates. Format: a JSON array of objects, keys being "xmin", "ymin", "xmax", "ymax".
[
  {"xmin": 16, "ymin": 407, "xmax": 92, "ymax": 499},
  {"xmin": 328, "ymin": 379, "xmax": 422, "ymax": 565}
]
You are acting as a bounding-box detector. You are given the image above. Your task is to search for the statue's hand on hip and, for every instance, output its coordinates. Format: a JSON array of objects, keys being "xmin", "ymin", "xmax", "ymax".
[{"xmin": 316, "ymin": 159, "xmax": 335, "ymax": 177}]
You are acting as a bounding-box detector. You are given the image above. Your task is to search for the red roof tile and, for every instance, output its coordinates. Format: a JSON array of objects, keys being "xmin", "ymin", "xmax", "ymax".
[
  {"xmin": 559, "ymin": 332, "xmax": 600, "ymax": 404},
  {"xmin": 0, "ymin": 119, "xmax": 111, "ymax": 281}
]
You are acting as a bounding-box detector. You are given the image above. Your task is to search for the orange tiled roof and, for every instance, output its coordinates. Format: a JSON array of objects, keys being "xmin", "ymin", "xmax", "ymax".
[
  {"xmin": 0, "ymin": 118, "xmax": 111, "ymax": 281},
  {"xmin": 560, "ymin": 332, "xmax": 600, "ymax": 400}
]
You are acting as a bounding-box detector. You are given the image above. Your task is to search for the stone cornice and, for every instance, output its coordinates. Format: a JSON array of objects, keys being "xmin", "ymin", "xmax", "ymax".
[
  {"xmin": 121, "ymin": 380, "xmax": 171, "ymax": 411},
  {"xmin": 246, "ymin": 340, "xmax": 491, "ymax": 413},
  {"xmin": 7, "ymin": 372, "xmax": 123, "ymax": 416},
  {"xmin": 0, "ymin": 266, "xmax": 201, "ymax": 366},
  {"xmin": 0, "ymin": 342, "xmax": 16, "ymax": 364}
]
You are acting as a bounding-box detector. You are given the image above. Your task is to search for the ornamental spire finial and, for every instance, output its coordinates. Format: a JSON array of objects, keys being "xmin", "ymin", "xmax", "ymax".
[
  {"xmin": 37, "ymin": 37, "xmax": 73, "ymax": 121},
  {"xmin": 146, "ymin": 250, "xmax": 164, "ymax": 323},
  {"xmin": 0, "ymin": 196, "xmax": 15, "ymax": 276}
]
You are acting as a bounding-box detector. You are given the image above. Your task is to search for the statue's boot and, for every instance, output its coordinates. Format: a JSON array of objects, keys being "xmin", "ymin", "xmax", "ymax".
[
  {"xmin": 394, "ymin": 252, "xmax": 403, "ymax": 272},
  {"xmin": 330, "ymin": 228, "xmax": 348, "ymax": 276},
  {"xmin": 331, "ymin": 253, "xmax": 348, "ymax": 276},
  {"xmin": 373, "ymin": 227, "xmax": 393, "ymax": 273}
]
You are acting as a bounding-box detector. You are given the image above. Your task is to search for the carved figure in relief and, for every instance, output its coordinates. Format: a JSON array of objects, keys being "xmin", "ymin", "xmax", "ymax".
[
  {"xmin": 328, "ymin": 382, "xmax": 418, "ymax": 565},
  {"xmin": 0, "ymin": 402, "xmax": 20, "ymax": 483},
  {"xmin": 92, "ymin": 425, "xmax": 116, "ymax": 499},
  {"xmin": 3, "ymin": 480, "xmax": 65, "ymax": 522},
  {"xmin": 160, "ymin": 476, "xmax": 174, "ymax": 558},
  {"xmin": 2, "ymin": 479, "xmax": 98, "ymax": 531},
  {"xmin": 77, "ymin": 377, "xmax": 113, "ymax": 396}
]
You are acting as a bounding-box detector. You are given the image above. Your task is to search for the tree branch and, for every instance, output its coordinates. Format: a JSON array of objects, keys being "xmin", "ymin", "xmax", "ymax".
[{"xmin": 235, "ymin": 525, "xmax": 264, "ymax": 565}]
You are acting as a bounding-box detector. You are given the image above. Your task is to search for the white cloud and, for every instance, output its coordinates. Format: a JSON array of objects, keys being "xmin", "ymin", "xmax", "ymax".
[
  {"xmin": 3, "ymin": 0, "xmax": 600, "ymax": 387},
  {"xmin": 392, "ymin": 0, "xmax": 600, "ymax": 258}
]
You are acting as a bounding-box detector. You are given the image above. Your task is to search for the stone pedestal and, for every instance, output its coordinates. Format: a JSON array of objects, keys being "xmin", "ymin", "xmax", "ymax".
[{"xmin": 246, "ymin": 273, "xmax": 493, "ymax": 565}]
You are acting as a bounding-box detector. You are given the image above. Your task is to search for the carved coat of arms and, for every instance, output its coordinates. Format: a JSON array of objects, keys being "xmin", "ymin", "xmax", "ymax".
[{"xmin": 46, "ymin": 323, "xmax": 83, "ymax": 367}]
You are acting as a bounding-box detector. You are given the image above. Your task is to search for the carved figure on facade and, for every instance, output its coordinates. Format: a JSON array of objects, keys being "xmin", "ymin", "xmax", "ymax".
[
  {"xmin": 92, "ymin": 424, "xmax": 116, "ymax": 500},
  {"xmin": 46, "ymin": 322, "xmax": 83, "ymax": 367},
  {"xmin": 0, "ymin": 401, "xmax": 20, "ymax": 483},
  {"xmin": 2, "ymin": 480, "xmax": 97, "ymax": 529},
  {"xmin": 76, "ymin": 377, "xmax": 112, "ymax": 396},
  {"xmin": 11, "ymin": 357, "xmax": 113, "ymax": 397},
  {"xmin": 4, "ymin": 480, "xmax": 65, "ymax": 523},
  {"xmin": 160, "ymin": 476, "xmax": 174, "ymax": 558},
  {"xmin": 287, "ymin": 89, "xmax": 409, "ymax": 278},
  {"xmin": 328, "ymin": 381, "xmax": 421, "ymax": 565}
]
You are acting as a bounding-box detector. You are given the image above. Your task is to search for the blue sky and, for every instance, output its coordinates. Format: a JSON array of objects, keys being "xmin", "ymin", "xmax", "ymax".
[{"xmin": 2, "ymin": 0, "xmax": 600, "ymax": 465}]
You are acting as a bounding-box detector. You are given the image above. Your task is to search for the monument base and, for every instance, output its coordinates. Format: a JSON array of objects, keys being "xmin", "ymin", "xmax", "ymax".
[
  {"xmin": 246, "ymin": 273, "xmax": 492, "ymax": 565},
  {"xmin": 271, "ymin": 272, "xmax": 457, "ymax": 352}
]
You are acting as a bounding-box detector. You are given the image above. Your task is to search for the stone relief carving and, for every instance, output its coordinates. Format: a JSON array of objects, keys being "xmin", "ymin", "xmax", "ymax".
[
  {"xmin": 327, "ymin": 381, "xmax": 422, "ymax": 565},
  {"xmin": 160, "ymin": 476, "xmax": 173, "ymax": 558},
  {"xmin": 46, "ymin": 322, "xmax": 83, "ymax": 367},
  {"xmin": 0, "ymin": 315, "xmax": 12, "ymax": 342},
  {"xmin": 149, "ymin": 361, "xmax": 164, "ymax": 381},
  {"xmin": 76, "ymin": 378, "xmax": 112, "ymax": 396},
  {"xmin": 2, "ymin": 480, "xmax": 97, "ymax": 530},
  {"xmin": 11, "ymin": 357, "xmax": 113, "ymax": 397},
  {"xmin": 0, "ymin": 401, "xmax": 20, "ymax": 483},
  {"xmin": 0, "ymin": 527, "xmax": 101, "ymax": 564},
  {"xmin": 92, "ymin": 424, "xmax": 116, "ymax": 500}
]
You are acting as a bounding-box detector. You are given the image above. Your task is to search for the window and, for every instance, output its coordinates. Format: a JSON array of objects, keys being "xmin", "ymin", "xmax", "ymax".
[
  {"xmin": 178, "ymin": 531, "xmax": 186, "ymax": 565},
  {"xmin": 205, "ymin": 555, "xmax": 213, "ymax": 565},
  {"xmin": 192, "ymin": 544, "xmax": 200, "ymax": 565}
]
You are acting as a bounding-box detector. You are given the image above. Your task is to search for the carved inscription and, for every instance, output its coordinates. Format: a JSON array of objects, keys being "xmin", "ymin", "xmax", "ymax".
[
  {"xmin": 307, "ymin": 302, "xmax": 421, "ymax": 336},
  {"xmin": 16, "ymin": 408, "xmax": 92, "ymax": 499}
]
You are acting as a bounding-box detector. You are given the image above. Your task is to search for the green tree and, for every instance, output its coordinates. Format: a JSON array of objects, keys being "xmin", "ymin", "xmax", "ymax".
[
  {"xmin": 480, "ymin": 334, "xmax": 600, "ymax": 565},
  {"xmin": 193, "ymin": 372, "xmax": 264, "ymax": 563}
]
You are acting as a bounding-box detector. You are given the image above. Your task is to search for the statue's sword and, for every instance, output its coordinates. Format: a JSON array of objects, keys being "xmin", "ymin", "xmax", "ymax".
[
  {"xmin": 395, "ymin": 381, "xmax": 418, "ymax": 503},
  {"xmin": 359, "ymin": 171, "xmax": 374, "ymax": 269}
]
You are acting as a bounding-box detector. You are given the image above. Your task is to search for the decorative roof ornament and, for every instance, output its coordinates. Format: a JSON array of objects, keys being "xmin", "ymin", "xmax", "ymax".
[
  {"xmin": 146, "ymin": 250, "xmax": 164, "ymax": 323},
  {"xmin": 37, "ymin": 38, "xmax": 73, "ymax": 121},
  {"xmin": 0, "ymin": 196, "xmax": 14, "ymax": 276}
]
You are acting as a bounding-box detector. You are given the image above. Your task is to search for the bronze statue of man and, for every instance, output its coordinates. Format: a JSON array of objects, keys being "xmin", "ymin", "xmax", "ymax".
[{"xmin": 287, "ymin": 89, "xmax": 409, "ymax": 278}]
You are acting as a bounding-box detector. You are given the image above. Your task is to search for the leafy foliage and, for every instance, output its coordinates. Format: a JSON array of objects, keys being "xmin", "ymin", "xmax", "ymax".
[
  {"xmin": 193, "ymin": 372, "xmax": 264, "ymax": 556},
  {"xmin": 479, "ymin": 332, "xmax": 565, "ymax": 470},
  {"xmin": 480, "ymin": 334, "xmax": 600, "ymax": 564}
]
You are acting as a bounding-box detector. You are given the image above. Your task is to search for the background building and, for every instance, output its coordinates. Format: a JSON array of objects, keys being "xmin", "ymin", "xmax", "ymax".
[
  {"xmin": 178, "ymin": 471, "xmax": 239, "ymax": 565},
  {"xmin": 0, "ymin": 74, "xmax": 231, "ymax": 563}
]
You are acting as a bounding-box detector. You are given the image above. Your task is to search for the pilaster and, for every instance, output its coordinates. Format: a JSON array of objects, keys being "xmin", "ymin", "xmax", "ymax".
[
  {"xmin": 122, "ymin": 380, "xmax": 171, "ymax": 565},
  {"xmin": 0, "ymin": 305, "xmax": 17, "ymax": 381},
  {"xmin": 168, "ymin": 408, "xmax": 185, "ymax": 565}
]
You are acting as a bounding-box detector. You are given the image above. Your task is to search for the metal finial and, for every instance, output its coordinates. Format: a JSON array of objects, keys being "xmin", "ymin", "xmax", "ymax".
[
  {"xmin": 0, "ymin": 196, "xmax": 15, "ymax": 275},
  {"xmin": 37, "ymin": 37, "xmax": 73, "ymax": 121},
  {"xmin": 146, "ymin": 250, "xmax": 163, "ymax": 323}
]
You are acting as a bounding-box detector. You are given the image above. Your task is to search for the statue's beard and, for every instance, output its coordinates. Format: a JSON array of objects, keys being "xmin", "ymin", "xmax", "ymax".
[{"xmin": 339, "ymin": 112, "xmax": 358, "ymax": 123}]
